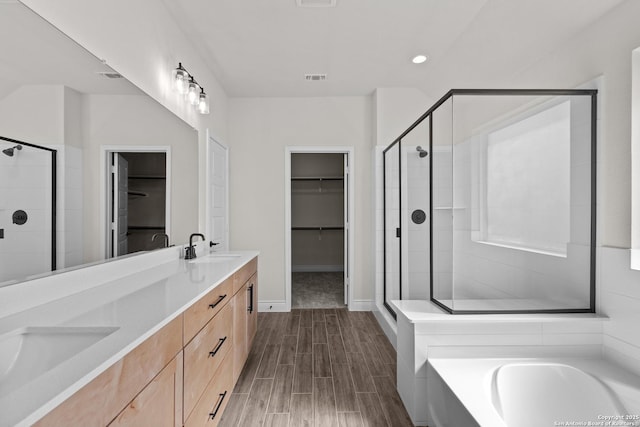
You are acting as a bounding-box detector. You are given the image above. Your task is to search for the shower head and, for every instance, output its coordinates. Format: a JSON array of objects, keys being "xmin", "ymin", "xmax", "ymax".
[
  {"xmin": 416, "ymin": 146, "xmax": 428, "ymax": 158},
  {"xmin": 2, "ymin": 145, "xmax": 22, "ymax": 157}
]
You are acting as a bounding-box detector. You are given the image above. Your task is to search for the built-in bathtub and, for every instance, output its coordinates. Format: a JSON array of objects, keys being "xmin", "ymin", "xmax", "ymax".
[{"xmin": 428, "ymin": 354, "xmax": 640, "ymax": 427}]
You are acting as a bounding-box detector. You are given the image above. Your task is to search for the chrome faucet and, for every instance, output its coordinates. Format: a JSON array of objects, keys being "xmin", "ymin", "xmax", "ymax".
[
  {"xmin": 151, "ymin": 233, "xmax": 170, "ymax": 248},
  {"xmin": 185, "ymin": 233, "xmax": 205, "ymax": 260}
]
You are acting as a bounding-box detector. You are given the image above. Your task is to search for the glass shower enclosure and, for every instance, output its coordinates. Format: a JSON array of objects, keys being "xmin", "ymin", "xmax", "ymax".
[
  {"xmin": 0, "ymin": 135, "xmax": 56, "ymax": 285},
  {"xmin": 384, "ymin": 89, "xmax": 597, "ymax": 315}
]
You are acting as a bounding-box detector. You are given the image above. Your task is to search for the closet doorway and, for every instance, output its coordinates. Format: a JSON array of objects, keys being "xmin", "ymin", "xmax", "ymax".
[
  {"xmin": 103, "ymin": 147, "xmax": 170, "ymax": 258},
  {"xmin": 285, "ymin": 147, "xmax": 354, "ymax": 310}
]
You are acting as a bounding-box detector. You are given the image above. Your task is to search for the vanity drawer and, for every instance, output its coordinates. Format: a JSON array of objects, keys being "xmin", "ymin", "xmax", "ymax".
[
  {"xmin": 184, "ymin": 351, "xmax": 234, "ymax": 427},
  {"xmin": 184, "ymin": 303, "xmax": 233, "ymax": 419},
  {"xmin": 184, "ymin": 275, "xmax": 233, "ymax": 345},
  {"xmin": 233, "ymin": 256, "xmax": 257, "ymax": 294}
]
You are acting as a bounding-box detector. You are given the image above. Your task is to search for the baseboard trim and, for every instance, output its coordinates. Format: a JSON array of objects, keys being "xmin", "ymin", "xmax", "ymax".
[
  {"xmin": 372, "ymin": 305, "xmax": 397, "ymax": 349},
  {"xmin": 292, "ymin": 265, "xmax": 344, "ymax": 273},
  {"xmin": 348, "ymin": 299, "xmax": 374, "ymax": 311},
  {"xmin": 258, "ymin": 299, "xmax": 374, "ymax": 312},
  {"xmin": 258, "ymin": 301, "xmax": 289, "ymax": 312}
]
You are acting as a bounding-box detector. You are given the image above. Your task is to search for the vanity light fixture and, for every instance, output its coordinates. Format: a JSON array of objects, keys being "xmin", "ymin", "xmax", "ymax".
[
  {"xmin": 172, "ymin": 62, "xmax": 210, "ymax": 114},
  {"xmin": 412, "ymin": 54, "xmax": 428, "ymax": 64}
]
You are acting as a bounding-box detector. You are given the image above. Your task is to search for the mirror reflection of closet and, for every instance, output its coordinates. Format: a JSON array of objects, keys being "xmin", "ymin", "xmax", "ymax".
[
  {"xmin": 291, "ymin": 153, "xmax": 345, "ymax": 308},
  {"xmin": 109, "ymin": 152, "xmax": 168, "ymax": 257}
]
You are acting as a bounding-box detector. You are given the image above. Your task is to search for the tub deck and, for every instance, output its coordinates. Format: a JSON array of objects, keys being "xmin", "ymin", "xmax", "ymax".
[{"xmin": 428, "ymin": 355, "xmax": 640, "ymax": 427}]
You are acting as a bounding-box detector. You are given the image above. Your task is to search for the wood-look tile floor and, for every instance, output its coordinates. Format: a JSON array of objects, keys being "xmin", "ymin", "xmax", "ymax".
[{"xmin": 219, "ymin": 309, "xmax": 416, "ymax": 427}]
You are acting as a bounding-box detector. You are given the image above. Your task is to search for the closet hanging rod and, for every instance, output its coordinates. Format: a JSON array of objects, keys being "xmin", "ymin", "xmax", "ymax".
[
  {"xmin": 291, "ymin": 176, "xmax": 343, "ymax": 181},
  {"xmin": 291, "ymin": 226, "xmax": 344, "ymax": 231}
]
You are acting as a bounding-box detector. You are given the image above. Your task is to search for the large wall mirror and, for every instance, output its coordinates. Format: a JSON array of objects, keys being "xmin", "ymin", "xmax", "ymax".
[{"xmin": 0, "ymin": 2, "xmax": 199, "ymax": 286}]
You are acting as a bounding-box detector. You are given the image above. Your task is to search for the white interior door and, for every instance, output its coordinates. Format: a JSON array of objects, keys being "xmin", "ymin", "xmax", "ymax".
[
  {"xmin": 113, "ymin": 153, "xmax": 128, "ymax": 256},
  {"xmin": 208, "ymin": 135, "xmax": 229, "ymax": 250}
]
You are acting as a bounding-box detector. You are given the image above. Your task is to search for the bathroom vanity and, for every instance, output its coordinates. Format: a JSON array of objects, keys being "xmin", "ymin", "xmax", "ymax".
[{"xmin": 0, "ymin": 249, "xmax": 258, "ymax": 427}]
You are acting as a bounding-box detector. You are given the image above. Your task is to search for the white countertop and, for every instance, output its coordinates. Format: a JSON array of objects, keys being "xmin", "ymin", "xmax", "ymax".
[{"xmin": 0, "ymin": 249, "xmax": 258, "ymax": 427}]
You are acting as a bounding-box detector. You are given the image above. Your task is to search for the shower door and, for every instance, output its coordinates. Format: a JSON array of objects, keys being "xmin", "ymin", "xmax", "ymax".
[
  {"xmin": 383, "ymin": 117, "xmax": 432, "ymax": 318},
  {"xmin": 383, "ymin": 141, "xmax": 401, "ymax": 317}
]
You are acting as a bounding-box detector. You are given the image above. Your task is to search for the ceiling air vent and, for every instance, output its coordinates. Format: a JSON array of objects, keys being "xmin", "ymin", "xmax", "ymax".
[
  {"xmin": 304, "ymin": 74, "xmax": 327, "ymax": 81},
  {"xmin": 97, "ymin": 71, "xmax": 123, "ymax": 79},
  {"xmin": 296, "ymin": 0, "xmax": 336, "ymax": 8}
]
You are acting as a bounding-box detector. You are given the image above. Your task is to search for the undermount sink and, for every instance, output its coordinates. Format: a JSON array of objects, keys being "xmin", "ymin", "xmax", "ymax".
[
  {"xmin": 188, "ymin": 254, "xmax": 242, "ymax": 264},
  {"xmin": 0, "ymin": 326, "xmax": 119, "ymax": 397}
]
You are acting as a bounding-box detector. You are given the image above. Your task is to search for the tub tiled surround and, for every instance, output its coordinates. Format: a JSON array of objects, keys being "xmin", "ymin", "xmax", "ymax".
[
  {"xmin": 387, "ymin": 247, "xmax": 640, "ymax": 426},
  {"xmin": 599, "ymin": 247, "xmax": 640, "ymax": 377},
  {"xmin": 391, "ymin": 300, "xmax": 606, "ymax": 426}
]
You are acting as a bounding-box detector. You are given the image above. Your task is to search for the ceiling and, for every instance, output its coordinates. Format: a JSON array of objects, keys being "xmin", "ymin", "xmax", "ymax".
[{"xmin": 164, "ymin": 0, "xmax": 626, "ymax": 98}]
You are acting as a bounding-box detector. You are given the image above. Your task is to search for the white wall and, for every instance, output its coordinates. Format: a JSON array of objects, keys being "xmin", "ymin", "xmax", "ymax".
[
  {"xmin": 228, "ymin": 97, "xmax": 372, "ymax": 303},
  {"xmin": 0, "ymin": 85, "xmax": 65, "ymax": 144},
  {"xmin": 631, "ymin": 48, "xmax": 640, "ymax": 265},
  {"xmin": 373, "ymin": 88, "xmax": 433, "ymax": 147},
  {"xmin": 599, "ymin": 247, "xmax": 640, "ymax": 376}
]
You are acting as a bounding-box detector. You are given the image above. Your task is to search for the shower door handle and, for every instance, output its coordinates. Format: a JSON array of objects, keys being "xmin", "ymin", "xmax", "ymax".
[{"xmin": 396, "ymin": 227, "xmax": 400, "ymax": 238}]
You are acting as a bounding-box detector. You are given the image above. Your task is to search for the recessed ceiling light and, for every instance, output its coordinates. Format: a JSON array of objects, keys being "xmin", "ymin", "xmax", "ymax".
[{"xmin": 412, "ymin": 55, "xmax": 428, "ymax": 64}]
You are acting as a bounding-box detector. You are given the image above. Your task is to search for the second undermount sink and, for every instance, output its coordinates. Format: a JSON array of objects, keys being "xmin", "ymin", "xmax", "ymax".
[
  {"xmin": 0, "ymin": 326, "xmax": 119, "ymax": 397},
  {"xmin": 188, "ymin": 254, "xmax": 242, "ymax": 264}
]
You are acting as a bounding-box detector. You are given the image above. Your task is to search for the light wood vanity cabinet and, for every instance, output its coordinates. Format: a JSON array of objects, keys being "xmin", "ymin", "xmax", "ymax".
[
  {"xmin": 183, "ymin": 302, "xmax": 233, "ymax": 420},
  {"xmin": 232, "ymin": 271, "xmax": 259, "ymax": 382},
  {"xmin": 232, "ymin": 285, "xmax": 248, "ymax": 382},
  {"xmin": 109, "ymin": 352, "xmax": 184, "ymax": 427},
  {"xmin": 36, "ymin": 256, "xmax": 258, "ymax": 427},
  {"xmin": 246, "ymin": 274, "xmax": 258, "ymax": 346}
]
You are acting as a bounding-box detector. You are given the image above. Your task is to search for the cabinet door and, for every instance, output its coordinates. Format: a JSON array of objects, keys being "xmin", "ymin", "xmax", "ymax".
[
  {"xmin": 232, "ymin": 284, "xmax": 248, "ymax": 383},
  {"xmin": 109, "ymin": 351, "xmax": 183, "ymax": 427},
  {"xmin": 246, "ymin": 273, "xmax": 258, "ymax": 348}
]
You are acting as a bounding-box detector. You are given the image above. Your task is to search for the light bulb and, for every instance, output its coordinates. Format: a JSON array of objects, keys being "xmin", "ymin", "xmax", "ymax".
[
  {"xmin": 412, "ymin": 55, "xmax": 428, "ymax": 64},
  {"xmin": 172, "ymin": 63, "xmax": 189, "ymax": 95},
  {"xmin": 198, "ymin": 90, "xmax": 209, "ymax": 114},
  {"xmin": 187, "ymin": 79, "xmax": 200, "ymax": 106}
]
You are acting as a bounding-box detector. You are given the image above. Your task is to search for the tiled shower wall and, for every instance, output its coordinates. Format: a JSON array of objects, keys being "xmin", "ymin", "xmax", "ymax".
[
  {"xmin": 56, "ymin": 145, "xmax": 83, "ymax": 270},
  {"xmin": 599, "ymin": 247, "xmax": 640, "ymax": 377}
]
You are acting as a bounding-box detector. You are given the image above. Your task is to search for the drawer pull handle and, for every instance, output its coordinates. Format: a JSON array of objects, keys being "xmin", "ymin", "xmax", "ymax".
[
  {"xmin": 247, "ymin": 284, "xmax": 254, "ymax": 314},
  {"xmin": 208, "ymin": 391, "xmax": 228, "ymax": 421},
  {"xmin": 208, "ymin": 294, "xmax": 227, "ymax": 309},
  {"xmin": 209, "ymin": 336, "xmax": 227, "ymax": 357}
]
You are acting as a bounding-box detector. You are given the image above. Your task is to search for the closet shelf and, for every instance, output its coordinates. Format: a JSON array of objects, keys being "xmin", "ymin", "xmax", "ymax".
[
  {"xmin": 291, "ymin": 188, "xmax": 344, "ymax": 193},
  {"xmin": 291, "ymin": 176, "xmax": 343, "ymax": 181},
  {"xmin": 128, "ymin": 175, "xmax": 166, "ymax": 180},
  {"xmin": 292, "ymin": 226, "xmax": 344, "ymax": 231}
]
